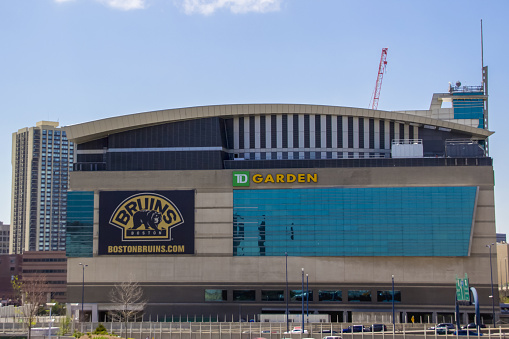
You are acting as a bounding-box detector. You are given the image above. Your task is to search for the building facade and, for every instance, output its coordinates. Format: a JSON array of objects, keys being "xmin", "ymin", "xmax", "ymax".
[
  {"xmin": 0, "ymin": 222, "xmax": 10, "ymax": 254},
  {"xmin": 0, "ymin": 254, "xmax": 22, "ymax": 305},
  {"xmin": 497, "ymin": 243, "xmax": 509, "ymax": 296},
  {"xmin": 64, "ymin": 85, "xmax": 497, "ymax": 324},
  {"xmin": 21, "ymin": 251, "xmax": 67, "ymax": 303},
  {"xmin": 10, "ymin": 121, "xmax": 74, "ymax": 254}
]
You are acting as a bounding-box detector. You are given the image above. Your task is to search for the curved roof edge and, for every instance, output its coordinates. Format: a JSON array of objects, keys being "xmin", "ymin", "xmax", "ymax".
[{"xmin": 64, "ymin": 104, "xmax": 494, "ymax": 144}]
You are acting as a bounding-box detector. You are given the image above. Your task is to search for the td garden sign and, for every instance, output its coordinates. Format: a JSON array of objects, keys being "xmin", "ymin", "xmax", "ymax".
[{"xmin": 233, "ymin": 171, "xmax": 318, "ymax": 187}]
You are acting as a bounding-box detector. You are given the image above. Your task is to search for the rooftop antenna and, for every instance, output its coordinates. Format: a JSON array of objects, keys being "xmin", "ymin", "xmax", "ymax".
[
  {"xmin": 481, "ymin": 19, "xmax": 489, "ymax": 156},
  {"xmin": 481, "ymin": 19, "xmax": 484, "ymax": 74}
]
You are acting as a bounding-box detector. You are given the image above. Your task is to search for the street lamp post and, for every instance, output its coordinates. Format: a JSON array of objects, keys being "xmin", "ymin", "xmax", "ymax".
[
  {"xmin": 306, "ymin": 274, "xmax": 309, "ymax": 323},
  {"xmin": 79, "ymin": 263, "xmax": 88, "ymax": 322},
  {"xmin": 47, "ymin": 302, "xmax": 56, "ymax": 339},
  {"xmin": 285, "ymin": 252, "xmax": 289, "ymax": 333},
  {"xmin": 392, "ymin": 275, "xmax": 395, "ymax": 332},
  {"xmin": 504, "ymin": 257, "xmax": 507, "ymax": 297},
  {"xmin": 301, "ymin": 268, "xmax": 304, "ymax": 333},
  {"xmin": 486, "ymin": 244, "xmax": 495, "ymax": 324}
]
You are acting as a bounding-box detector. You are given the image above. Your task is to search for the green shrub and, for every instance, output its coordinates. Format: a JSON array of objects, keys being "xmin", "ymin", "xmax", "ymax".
[
  {"xmin": 93, "ymin": 323, "xmax": 108, "ymax": 335},
  {"xmin": 58, "ymin": 316, "xmax": 72, "ymax": 335}
]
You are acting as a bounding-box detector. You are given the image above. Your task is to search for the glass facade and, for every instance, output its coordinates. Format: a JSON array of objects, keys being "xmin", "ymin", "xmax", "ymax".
[
  {"xmin": 319, "ymin": 290, "xmax": 342, "ymax": 302},
  {"xmin": 348, "ymin": 290, "xmax": 372, "ymax": 302},
  {"xmin": 290, "ymin": 290, "xmax": 313, "ymax": 302},
  {"xmin": 453, "ymin": 92, "xmax": 485, "ymax": 128},
  {"xmin": 377, "ymin": 290, "xmax": 401, "ymax": 302},
  {"xmin": 66, "ymin": 191, "xmax": 94, "ymax": 257},
  {"xmin": 261, "ymin": 290, "xmax": 285, "ymax": 301},
  {"xmin": 233, "ymin": 186, "xmax": 476, "ymax": 257},
  {"xmin": 205, "ymin": 289, "xmax": 227, "ymax": 301},
  {"xmin": 233, "ymin": 290, "xmax": 256, "ymax": 301}
]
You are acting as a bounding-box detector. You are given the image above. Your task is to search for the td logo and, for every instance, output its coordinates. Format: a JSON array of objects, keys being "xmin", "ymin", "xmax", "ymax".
[{"xmin": 233, "ymin": 171, "xmax": 250, "ymax": 187}]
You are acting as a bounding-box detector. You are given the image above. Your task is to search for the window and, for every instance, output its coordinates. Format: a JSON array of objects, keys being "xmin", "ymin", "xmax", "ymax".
[
  {"xmin": 233, "ymin": 290, "xmax": 255, "ymax": 302},
  {"xmin": 348, "ymin": 290, "xmax": 371, "ymax": 302},
  {"xmin": 261, "ymin": 290, "xmax": 284, "ymax": 301},
  {"xmin": 205, "ymin": 289, "xmax": 227, "ymax": 302},
  {"xmin": 233, "ymin": 186, "xmax": 476, "ymax": 257},
  {"xmin": 290, "ymin": 290, "xmax": 313, "ymax": 302},
  {"xmin": 319, "ymin": 290, "xmax": 342, "ymax": 302},
  {"xmin": 377, "ymin": 290, "xmax": 401, "ymax": 303}
]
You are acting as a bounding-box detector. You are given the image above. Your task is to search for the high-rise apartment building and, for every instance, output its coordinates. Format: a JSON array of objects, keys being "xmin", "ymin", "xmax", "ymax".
[
  {"xmin": 0, "ymin": 222, "xmax": 10, "ymax": 254},
  {"xmin": 10, "ymin": 121, "xmax": 74, "ymax": 254}
]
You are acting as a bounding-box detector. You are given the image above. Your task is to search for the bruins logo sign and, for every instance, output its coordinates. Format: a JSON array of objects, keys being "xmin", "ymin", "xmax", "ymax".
[{"xmin": 109, "ymin": 193, "xmax": 184, "ymax": 241}]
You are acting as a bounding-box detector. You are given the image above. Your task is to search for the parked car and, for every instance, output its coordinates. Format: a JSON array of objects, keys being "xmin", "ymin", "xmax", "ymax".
[
  {"xmin": 284, "ymin": 327, "xmax": 309, "ymax": 334},
  {"xmin": 342, "ymin": 325, "xmax": 364, "ymax": 333},
  {"xmin": 429, "ymin": 323, "xmax": 455, "ymax": 334},
  {"xmin": 320, "ymin": 330, "xmax": 339, "ymax": 334},
  {"xmin": 364, "ymin": 324, "xmax": 387, "ymax": 332},
  {"xmin": 322, "ymin": 336, "xmax": 342, "ymax": 339},
  {"xmin": 429, "ymin": 323, "xmax": 455, "ymax": 330},
  {"xmin": 462, "ymin": 323, "xmax": 486, "ymax": 329}
]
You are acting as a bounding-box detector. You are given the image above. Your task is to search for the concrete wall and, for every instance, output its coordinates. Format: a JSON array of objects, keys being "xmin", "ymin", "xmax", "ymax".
[{"xmin": 66, "ymin": 165, "xmax": 496, "ymax": 316}]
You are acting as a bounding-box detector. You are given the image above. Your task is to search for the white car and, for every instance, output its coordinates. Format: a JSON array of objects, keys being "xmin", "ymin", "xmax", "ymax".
[{"xmin": 284, "ymin": 327, "xmax": 309, "ymax": 334}]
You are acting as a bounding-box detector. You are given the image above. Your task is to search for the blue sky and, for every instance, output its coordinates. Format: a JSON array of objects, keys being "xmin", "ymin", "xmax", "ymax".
[{"xmin": 1, "ymin": 0, "xmax": 508, "ymax": 235}]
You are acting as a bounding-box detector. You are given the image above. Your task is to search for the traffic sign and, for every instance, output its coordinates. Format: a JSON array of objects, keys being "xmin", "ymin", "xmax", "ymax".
[{"xmin": 456, "ymin": 273, "xmax": 470, "ymax": 302}]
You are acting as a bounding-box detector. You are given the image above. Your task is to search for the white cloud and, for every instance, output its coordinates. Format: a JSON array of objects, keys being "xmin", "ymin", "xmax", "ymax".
[
  {"xmin": 96, "ymin": 0, "xmax": 146, "ymax": 10},
  {"xmin": 181, "ymin": 0, "xmax": 282, "ymax": 15}
]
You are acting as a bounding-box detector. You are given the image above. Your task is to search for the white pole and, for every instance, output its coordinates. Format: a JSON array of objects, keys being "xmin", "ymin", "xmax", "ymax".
[{"xmin": 48, "ymin": 306, "xmax": 52, "ymax": 339}]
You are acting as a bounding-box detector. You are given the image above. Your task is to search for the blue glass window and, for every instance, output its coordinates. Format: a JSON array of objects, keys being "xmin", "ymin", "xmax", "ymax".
[
  {"xmin": 348, "ymin": 290, "xmax": 371, "ymax": 302},
  {"xmin": 233, "ymin": 290, "xmax": 255, "ymax": 301},
  {"xmin": 290, "ymin": 290, "xmax": 313, "ymax": 302},
  {"xmin": 262, "ymin": 290, "xmax": 285, "ymax": 301},
  {"xmin": 319, "ymin": 290, "xmax": 342, "ymax": 302},
  {"xmin": 233, "ymin": 186, "xmax": 476, "ymax": 257},
  {"xmin": 377, "ymin": 290, "xmax": 401, "ymax": 303},
  {"xmin": 66, "ymin": 191, "xmax": 94, "ymax": 257},
  {"xmin": 205, "ymin": 289, "xmax": 227, "ymax": 301}
]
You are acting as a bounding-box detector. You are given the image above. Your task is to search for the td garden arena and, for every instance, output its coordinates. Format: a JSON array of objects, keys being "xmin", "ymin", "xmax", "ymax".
[{"xmin": 64, "ymin": 87, "xmax": 496, "ymax": 324}]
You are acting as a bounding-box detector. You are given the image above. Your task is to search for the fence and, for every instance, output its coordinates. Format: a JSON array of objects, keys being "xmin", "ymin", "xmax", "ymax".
[{"xmin": 0, "ymin": 321, "xmax": 508, "ymax": 339}]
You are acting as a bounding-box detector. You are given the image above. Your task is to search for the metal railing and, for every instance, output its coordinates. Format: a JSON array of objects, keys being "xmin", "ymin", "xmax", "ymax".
[{"xmin": 1, "ymin": 321, "xmax": 509, "ymax": 339}]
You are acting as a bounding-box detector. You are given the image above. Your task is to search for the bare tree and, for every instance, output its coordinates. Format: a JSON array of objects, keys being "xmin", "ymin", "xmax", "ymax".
[
  {"xmin": 12, "ymin": 274, "xmax": 47, "ymax": 339},
  {"xmin": 109, "ymin": 275, "xmax": 146, "ymax": 339}
]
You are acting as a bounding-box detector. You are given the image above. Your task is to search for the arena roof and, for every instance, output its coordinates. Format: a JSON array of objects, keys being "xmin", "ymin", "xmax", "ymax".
[{"xmin": 64, "ymin": 104, "xmax": 493, "ymax": 144}]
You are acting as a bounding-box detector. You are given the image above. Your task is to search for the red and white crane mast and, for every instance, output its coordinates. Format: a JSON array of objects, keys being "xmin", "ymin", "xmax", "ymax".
[{"xmin": 371, "ymin": 48, "xmax": 388, "ymax": 110}]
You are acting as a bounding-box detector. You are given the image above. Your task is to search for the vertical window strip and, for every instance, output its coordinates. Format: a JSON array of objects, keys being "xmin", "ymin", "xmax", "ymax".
[
  {"xmin": 293, "ymin": 115, "xmax": 299, "ymax": 148},
  {"xmin": 337, "ymin": 116, "xmax": 343, "ymax": 148},
  {"xmin": 369, "ymin": 119, "xmax": 375, "ymax": 149},
  {"xmin": 304, "ymin": 115, "xmax": 310, "ymax": 148},
  {"xmin": 315, "ymin": 115, "xmax": 321, "ymax": 150},
  {"xmin": 238, "ymin": 117, "xmax": 244, "ymax": 149},
  {"xmin": 249, "ymin": 116, "xmax": 255, "ymax": 149},
  {"xmin": 390, "ymin": 121, "xmax": 395, "ymax": 145},
  {"xmin": 282, "ymin": 115, "xmax": 288, "ymax": 148},
  {"xmin": 326, "ymin": 115, "xmax": 332, "ymax": 149},
  {"xmin": 379, "ymin": 120, "xmax": 385, "ymax": 151},
  {"xmin": 260, "ymin": 116, "xmax": 266, "ymax": 149},
  {"xmin": 271, "ymin": 115, "xmax": 277, "ymax": 148},
  {"xmin": 348, "ymin": 117, "xmax": 354, "ymax": 149},
  {"xmin": 359, "ymin": 118, "xmax": 364, "ymax": 149}
]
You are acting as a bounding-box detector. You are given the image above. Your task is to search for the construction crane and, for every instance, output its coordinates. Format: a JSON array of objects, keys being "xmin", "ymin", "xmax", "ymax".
[{"xmin": 370, "ymin": 48, "xmax": 388, "ymax": 110}]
